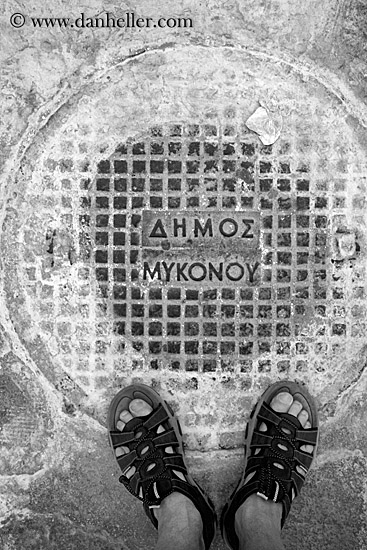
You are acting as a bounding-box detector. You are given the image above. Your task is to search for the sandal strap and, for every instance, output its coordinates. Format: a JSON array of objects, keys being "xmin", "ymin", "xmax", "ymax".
[
  {"xmin": 111, "ymin": 405, "xmax": 178, "ymax": 497},
  {"xmin": 110, "ymin": 402, "xmax": 216, "ymax": 549},
  {"xmin": 250, "ymin": 404, "xmax": 317, "ymax": 500},
  {"xmin": 143, "ymin": 404, "xmax": 171, "ymax": 431},
  {"xmin": 109, "ymin": 405, "xmax": 170, "ymax": 447},
  {"xmin": 110, "ymin": 426, "xmax": 179, "ymax": 449}
]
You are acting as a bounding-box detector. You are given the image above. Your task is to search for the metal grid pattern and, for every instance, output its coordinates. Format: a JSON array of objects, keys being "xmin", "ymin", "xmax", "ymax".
[{"xmin": 85, "ymin": 122, "xmax": 354, "ymax": 372}]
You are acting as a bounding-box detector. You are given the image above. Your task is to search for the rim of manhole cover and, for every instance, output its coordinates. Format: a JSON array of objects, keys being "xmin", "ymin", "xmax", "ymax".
[{"xmin": 2, "ymin": 47, "xmax": 367, "ymax": 450}]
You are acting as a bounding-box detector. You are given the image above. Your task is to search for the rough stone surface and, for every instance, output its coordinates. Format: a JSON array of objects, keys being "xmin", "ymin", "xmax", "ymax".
[{"xmin": 1, "ymin": 1, "xmax": 367, "ymax": 549}]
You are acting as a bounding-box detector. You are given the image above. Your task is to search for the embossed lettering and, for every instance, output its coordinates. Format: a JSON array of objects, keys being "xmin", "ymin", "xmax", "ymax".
[
  {"xmin": 188, "ymin": 262, "xmax": 207, "ymax": 281},
  {"xmin": 194, "ymin": 219, "xmax": 213, "ymax": 238},
  {"xmin": 219, "ymin": 218, "xmax": 238, "ymax": 237},
  {"xmin": 173, "ymin": 218, "xmax": 187, "ymax": 237},
  {"xmin": 241, "ymin": 219, "xmax": 255, "ymax": 239},
  {"xmin": 176, "ymin": 262, "xmax": 188, "ymax": 281},
  {"xmin": 149, "ymin": 219, "xmax": 167, "ymax": 238},
  {"xmin": 162, "ymin": 261, "xmax": 175, "ymax": 282},
  {"xmin": 246, "ymin": 261, "xmax": 260, "ymax": 282},
  {"xmin": 143, "ymin": 262, "xmax": 161, "ymax": 280}
]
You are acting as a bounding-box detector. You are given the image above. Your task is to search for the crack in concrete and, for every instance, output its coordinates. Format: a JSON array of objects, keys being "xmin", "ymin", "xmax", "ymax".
[
  {"xmin": 1, "ymin": 509, "xmax": 132, "ymax": 549},
  {"xmin": 103, "ymin": 42, "xmax": 367, "ymax": 128},
  {"xmin": 321, "ymin": 0, "xmax": 348, "ymax": 41},
  {"xmin": 321, "ymin": 347, "xmax": 367, "ymax": 416},
  {"xmin": 314, "ymin": 448, "xmax": 365, "ymax": 468},
  {"xmin": 0, "ymin": 262, "xmax": 89, "ymax": 412},
  {"xmin": 0, "ymin": 467, "xmax": 48, "ymax": 488},
  {"xmin": 359, "ymin": 474, "xmax": 367, "ymax": 550}
]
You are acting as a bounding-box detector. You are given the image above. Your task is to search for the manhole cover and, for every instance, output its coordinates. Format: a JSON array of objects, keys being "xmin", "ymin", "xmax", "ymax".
[
  {"xmin": 88, "ymin": 125, "xmax": 330, "ymax": 374},
  {"xmin": 3, "ymin": 47, "xmax": 367, "ymax": 449}
]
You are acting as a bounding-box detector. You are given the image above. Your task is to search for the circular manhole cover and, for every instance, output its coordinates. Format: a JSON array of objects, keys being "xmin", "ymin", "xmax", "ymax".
[{"xmin": 3, "ymin": 47, "xmax": 367, "ymax": 450}]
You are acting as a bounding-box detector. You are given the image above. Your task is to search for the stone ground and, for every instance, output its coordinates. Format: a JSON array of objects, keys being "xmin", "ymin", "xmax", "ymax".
[{"xmin": 1, "ymin": 1, "xmax": 367, "ymax": 549}]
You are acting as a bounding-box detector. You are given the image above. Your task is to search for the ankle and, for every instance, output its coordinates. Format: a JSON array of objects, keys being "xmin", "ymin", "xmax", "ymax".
[
  {"xmin": 155, "ymin": 491, "xmax": 202, "ymax": 525},
  {"xmin": 235, "ymin": 493, "xmax": 282, "ymax": 534},
  {"xmin": 154, "ymin": 492, "xmax": 204, "ymax": 550}
]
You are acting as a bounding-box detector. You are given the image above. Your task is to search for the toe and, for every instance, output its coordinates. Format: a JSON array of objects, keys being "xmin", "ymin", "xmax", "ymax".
[
  {"xmin": 122, "ymin": 466, "xmax": 136, "ymax": 479},
  {"xmin": 297, "ymin": 409, "xmax": 309, "ymax": 427},
  {"xmin": 129, "ymin": 398, "xmax": 153, "ymax": 417},
  {"xmin": 300, "ymin": 420, "xmax": 315, "ymax": 454},
  {"xmin": 270, "ymin": 391, "xmax": 293, "ymax": 412},
  {"xmin": 116, "ymin": 420, "xmax": 126, "ymax": 431},
  {"xmin": 120, "ymin": 410, "xmax": 134, "ymax": 423},
  {"xmin": 288, "ymin": 400, "xmax": 303, "ymax": 417},
  {"xmin": 115, "ymin": 446, "xmax": 129, "ymax": 457}
]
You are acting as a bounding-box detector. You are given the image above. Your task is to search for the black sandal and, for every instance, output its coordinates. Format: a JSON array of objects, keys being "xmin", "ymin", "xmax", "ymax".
[
  {"xmin": 221, "ymin": 380, "xmax": 319, "ymax": 550},
  {"xmin": 108, "ymin": 383, "xmax": 216, "ymax": 549}
]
